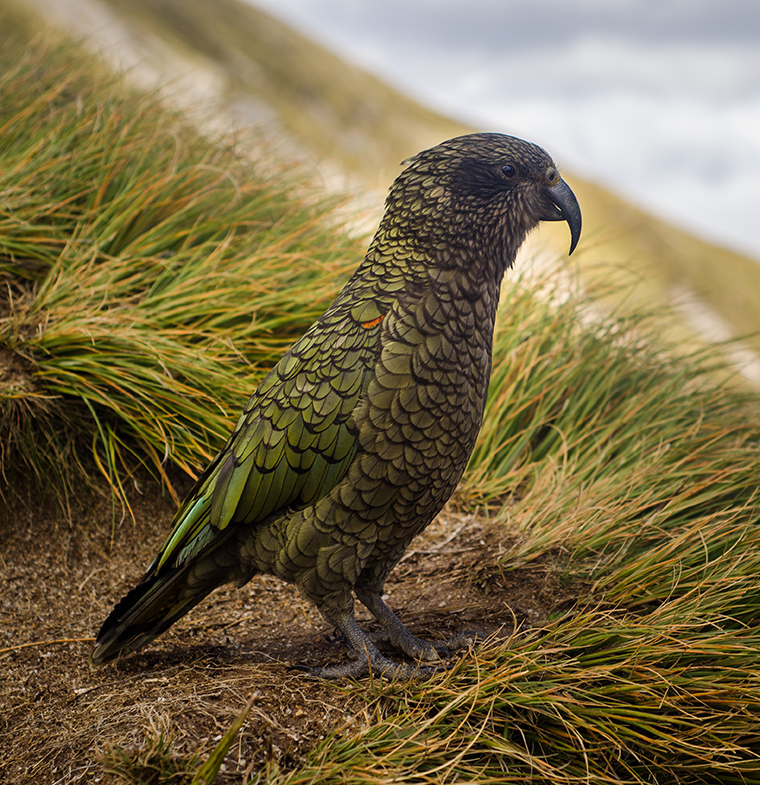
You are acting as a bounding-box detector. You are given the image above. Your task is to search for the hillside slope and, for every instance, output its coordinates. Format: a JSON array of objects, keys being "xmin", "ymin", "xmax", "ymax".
[{"xmin": 16, "ymin": 0, "xmax": 760, "ymax": 378}]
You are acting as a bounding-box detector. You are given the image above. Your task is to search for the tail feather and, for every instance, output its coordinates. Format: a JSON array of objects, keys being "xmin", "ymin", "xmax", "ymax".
[
  {"xmin": 91, "ymin": 534, "xmax": 246, "ymax": 665},
  {"xmin": 90, "ymin": 570, "xmax": 210, "ymax": 664}
]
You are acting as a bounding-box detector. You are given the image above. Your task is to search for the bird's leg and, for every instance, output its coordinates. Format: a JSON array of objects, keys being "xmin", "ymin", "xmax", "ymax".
[
  {"xmin": 306, "ymin": 604, "xmax": 440, "ymax": 680},
  {"xmin": 355, "ymin": 585, "xmax": 460, "ymax": 662}
]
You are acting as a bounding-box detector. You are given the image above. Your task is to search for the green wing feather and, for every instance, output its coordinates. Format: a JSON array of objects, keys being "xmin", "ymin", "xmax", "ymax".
[
  {"xmin": 152, "ymin": 301, "xmax": 385, "ymax": 573},
  {"xmin": 90, "ymin": 298, "xmax": 388, "ymax": 665}
]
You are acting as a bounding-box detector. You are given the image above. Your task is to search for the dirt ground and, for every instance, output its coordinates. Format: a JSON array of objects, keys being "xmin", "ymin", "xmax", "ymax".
[{"xmin": 1, "ymin": 476, "xmax": 565, "ymax": 784}]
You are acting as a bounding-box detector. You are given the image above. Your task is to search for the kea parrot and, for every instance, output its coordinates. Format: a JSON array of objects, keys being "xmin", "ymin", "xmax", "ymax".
[{"xmin": 91, "ymin": 133, "xmax": 582, "ymax": 678}]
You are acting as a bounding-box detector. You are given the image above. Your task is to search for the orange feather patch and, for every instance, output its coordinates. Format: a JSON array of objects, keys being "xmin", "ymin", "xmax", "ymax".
[{"xmin": 360, "ymin": 314, "xmax": 386, "ymax": 329}]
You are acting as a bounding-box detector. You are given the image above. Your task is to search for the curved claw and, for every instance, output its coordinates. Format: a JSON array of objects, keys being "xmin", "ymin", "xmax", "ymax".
[
  {"xmin": 288, "ymin": 663, "xmax": 314, "ymax": 673},
  {"xmin": 445, "ymin": 630, "xmax": 483, "ymax": 650},
  {"xmin": 301, "ymin": 593, "xmax": 481, "ymax": 680}
]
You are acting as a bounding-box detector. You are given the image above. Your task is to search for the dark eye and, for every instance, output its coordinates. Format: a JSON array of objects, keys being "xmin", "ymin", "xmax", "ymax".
[{"xmin": 501, "ymin": 164, "xmax": 516, "ymax": 178}]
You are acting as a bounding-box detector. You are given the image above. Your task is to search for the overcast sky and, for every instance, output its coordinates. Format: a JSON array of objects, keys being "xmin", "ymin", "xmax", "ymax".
[{"xmin": 248, "ymin": 0, "xmax": 760, "ymax": 261}]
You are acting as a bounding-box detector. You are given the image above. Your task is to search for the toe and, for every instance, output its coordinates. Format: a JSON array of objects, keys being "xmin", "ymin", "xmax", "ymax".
[{"xmin": 445, "ymin": 630, "xmax": 482, "ymax": 650}]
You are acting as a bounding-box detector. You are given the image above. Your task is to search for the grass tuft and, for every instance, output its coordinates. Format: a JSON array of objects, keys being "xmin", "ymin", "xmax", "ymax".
[
  {"xmin": 101, "ymin": 733, "xmax": 200, "ymax": 784},
  {"xmin": 0, "ymin": 31, "xmax": 358, "ymax": 507}
]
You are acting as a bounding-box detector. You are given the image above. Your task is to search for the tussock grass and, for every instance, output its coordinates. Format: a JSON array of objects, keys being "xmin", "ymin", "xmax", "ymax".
[
  {"xmin": 283, "ymin": 616, "xmax": 760, "ymax": 784},
  {"xmin": 102, "ymin": 733, "xmax": 200, "ymax": 784},
  {"xmin": 0, "ymin": 32, "xmax": 358, "ymax": 507},
  {"xmin": 472, "ymin": 275, "xmax": 760, "ymax": 619}
]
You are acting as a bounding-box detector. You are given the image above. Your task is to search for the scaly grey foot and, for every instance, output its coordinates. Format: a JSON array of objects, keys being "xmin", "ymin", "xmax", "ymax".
[
  {"xmin": 355, "ymin": 587, "xmax": 480, "ymax": 662},
  {"xmin": 303, "ymin": 605, "xmax": 447, "ymax": 680}
]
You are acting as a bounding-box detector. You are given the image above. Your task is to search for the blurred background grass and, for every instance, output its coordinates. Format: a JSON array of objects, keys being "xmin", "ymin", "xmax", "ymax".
[{"xmin": 20, "ymin": 0, "xmax": 760, "ymax": 369}]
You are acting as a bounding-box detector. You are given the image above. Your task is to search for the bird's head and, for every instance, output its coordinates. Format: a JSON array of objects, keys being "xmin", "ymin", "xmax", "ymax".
[{"xmin": 383, "ymin": 133, "xmax": 581, "ymax": 275}]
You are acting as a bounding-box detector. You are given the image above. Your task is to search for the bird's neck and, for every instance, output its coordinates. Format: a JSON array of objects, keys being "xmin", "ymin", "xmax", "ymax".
[{"xmin": 361, "ymin": 230, "xmax": 510, "ymax": 306}]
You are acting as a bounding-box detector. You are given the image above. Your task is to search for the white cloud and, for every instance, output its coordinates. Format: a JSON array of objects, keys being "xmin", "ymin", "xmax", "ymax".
[{"xmin": 248, "ymin": 0, "xmax": 760, "ymax": 259}]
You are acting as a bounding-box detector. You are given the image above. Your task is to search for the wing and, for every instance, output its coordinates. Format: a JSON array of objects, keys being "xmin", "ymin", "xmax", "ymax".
[{"xmin": 149, "ymin": 298, "xmax": 388, "ymax": 575}]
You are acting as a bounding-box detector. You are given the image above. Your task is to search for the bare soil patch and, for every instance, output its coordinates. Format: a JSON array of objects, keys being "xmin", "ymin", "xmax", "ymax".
[{"xmin": 1, "ymin": 479, "xmax": 566, "ymax": 783}]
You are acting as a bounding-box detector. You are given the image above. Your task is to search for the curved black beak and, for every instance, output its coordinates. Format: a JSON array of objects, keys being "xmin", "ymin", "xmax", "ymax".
[{"xmin": 544, "ymin": 178, "xmax": 582, "ymax": 255}]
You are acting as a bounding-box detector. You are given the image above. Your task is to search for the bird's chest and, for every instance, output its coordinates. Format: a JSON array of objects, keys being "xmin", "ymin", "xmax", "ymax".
[{"xmin": 358, "ymin": 289, "xmax": 496, "ymax": 477}]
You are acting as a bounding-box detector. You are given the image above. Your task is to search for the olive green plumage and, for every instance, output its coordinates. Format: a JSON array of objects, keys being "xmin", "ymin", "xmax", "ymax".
[{"xmin": 91, "ymin": 133, "xmax": 581, "ymax": 678}]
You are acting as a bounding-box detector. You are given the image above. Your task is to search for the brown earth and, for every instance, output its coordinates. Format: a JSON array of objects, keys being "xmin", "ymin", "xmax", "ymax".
[{"xmin": 1, "ymin": 477, "xmax": 566, "ymax": 783}]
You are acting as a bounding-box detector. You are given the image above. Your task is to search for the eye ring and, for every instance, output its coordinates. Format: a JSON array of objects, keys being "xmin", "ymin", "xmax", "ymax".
[{"xmin": 501, "ymin": 164, "xmax": 516, "ymax": 178}]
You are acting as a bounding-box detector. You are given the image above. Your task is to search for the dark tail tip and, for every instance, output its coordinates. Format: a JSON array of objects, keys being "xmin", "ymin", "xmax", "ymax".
[{"xmin": 90, "ymin": 563, "xmax": 222, "ymax": 665}]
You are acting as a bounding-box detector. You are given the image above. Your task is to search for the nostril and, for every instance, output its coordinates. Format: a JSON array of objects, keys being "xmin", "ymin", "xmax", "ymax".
[{"xmin": 545, "ymin": 168, "xmax": 560, "ymax": 186}]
